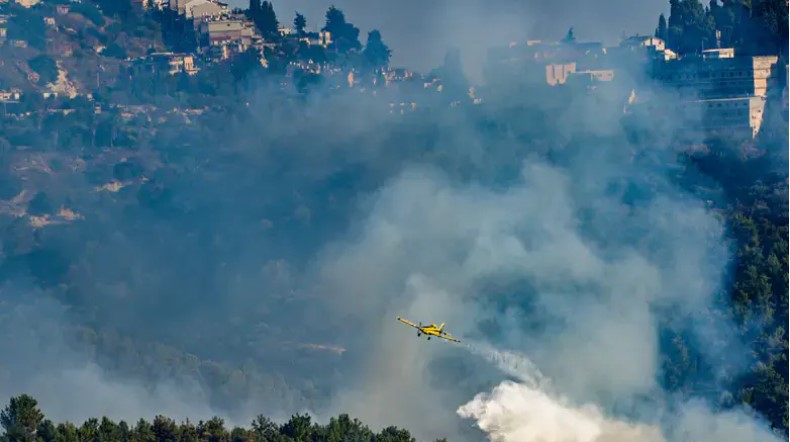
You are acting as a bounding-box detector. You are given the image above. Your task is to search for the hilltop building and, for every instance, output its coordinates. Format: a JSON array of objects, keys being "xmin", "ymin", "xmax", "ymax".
[
  {"xmin": 300, "ymin": 31, "xmax": 332, "ymax": 48},
  {"xmin": 132, "ymin": 52, "xmax": 200, "ymax": 76},
  {"xmin": 652, "ymin": 53, "xmax": 779, "ymax": 99},
  {"xmin": 12, "ymin": 0, "xmax": 40, "ymax": 8},
  {"xmin": 566, "ymin": 69, "xmax": 616, "ymax": 91},
  {"xmin": 197, "ymin": 18, "xmax": 262, "ymax": 61},
  {"xmin": 605, "ymin": 35, "xmax": 677, "ymax": 76},
  {"xmin": 645, "ymin": 50, "xmax": 780, "ymax": 141},
  {"xmin": 484, "ymin": 39, "xmax": 606, "ymax": 87},
  {"xmin": 184, "ymin": 0, "xmax": 226, "ymax": 19}
]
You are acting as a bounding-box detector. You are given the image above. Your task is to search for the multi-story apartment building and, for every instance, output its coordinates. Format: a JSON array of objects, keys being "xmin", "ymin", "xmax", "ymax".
[
  {"xmin": 650, "ymin": 49, "xmax": 780, "ymax": 140},
  {"xmin": 652, "ymin": 51, "xmax": 779, "ymax": 99}
]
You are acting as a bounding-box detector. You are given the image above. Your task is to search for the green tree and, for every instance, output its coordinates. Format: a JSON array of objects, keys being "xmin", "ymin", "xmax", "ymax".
[
  {"xmin": 562, "ymin": 26, "xmax": 575, "ymax": 43},
  {"xmin": 322, "ymin": 6, "xmax": 361, "ymax": 53},
  {"xmin": 102, "ymin": 43, "xmax": 128, "ymax": 60},
  {"xmin": 325, "ymin": 415, "xmax": 371, "ymax": 442},
  {"xmin": 118, "ymin": 421, "xmax": 131, "ymax": 442},
  {"xmin": 98, "ymin": 418, "xmax": 120, "ymax": 442},
  {"xmin": 152, "ymin": 416, "xmax": 178, "ymax": 442},
  {"xmin": 249, "ymin": 0, "xmax": 260, "ymax": 17},
  {"xmin": 0, "ymin": 394, "xmax": 44, "ymax": 442},
  {"xmin": 36, "ymin": 420, "xmax": 56, "ymax": 442},
  {"xmin": 27, "ymin": 55, "xmax": 59, "ymax": 85},
  {"xmin": 55, "ymin": 423, "xmax": 79, "ymax": 442},
  {"xmin": 666, "ymin": 0, "xmax": 716, "ymax": 53},
  {"xmin": 94, "ymin": 0, "xmax": 133, "ymax": 19},
  {"xmin": 363, "ymin": 30, "xmax": 391, "ymax": 69},
  {"xmin": 6, "ymin": 7, "xmax": 46, "ymax": 50},
  {"xmin": 197, "ymin": 418, "xmax": 227, "ymax": 442},
  {"xmin": 132, "ymin": 419, "xmax": 155, "ymax": 442},
  {"xmin": 294, "ymin": 12, "xmax": 306, "ymax": 36},
  {"xmin": 374, "ymin": 427, "xmax": 415, "ymax": 442},
  {"xmin": 280, "ymin": 415, "xmax": 311, "ymax": 442},
  {"xmin": 230, "ymin": 47, "xmax": 264, "ymax": 87},
  {"xmin": 655, "ymin": 13, "xmax": 668, "ymax": 40},
  {"xmin": 229, "ymin": 428, "xmax": 249, "ymax": 442},
  {"xmin": 78, "ymin": 418, "xmax": 99, "ymax": 442},
  {"xmin": 251, "ymin": 1, "xmax": 279, "ymax": 38},
  {"xmin": 177, "ymin": 420, "xmax": 198, "ymax": 442},
  {"xmin": 751, "ymin": 0, "xmax": 789, "ymax": 55},
  {"xmin": 27, "ymin": 192, "xmax": 53, "ymax": 216},
  {"xmin": 250, "ymin": 416, "xmax": 277, "ymax": 442},
  {"xmin": 430, "ymin": 48, "xmax": 469, "ymax": 103}
]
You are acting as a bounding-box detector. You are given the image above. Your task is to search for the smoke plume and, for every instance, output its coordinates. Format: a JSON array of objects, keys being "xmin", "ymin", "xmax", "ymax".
[
  {"xmin": 457, "ymin": 346, "xmax": 783, "ymax": 442},
  {"xmin": 458, "ymin": 381, "xmax": 664, "ymax": 442}
]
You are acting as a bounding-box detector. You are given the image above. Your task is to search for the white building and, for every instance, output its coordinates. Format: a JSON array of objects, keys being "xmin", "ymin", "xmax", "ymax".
[{"xmin": 184, "ymin": 0, "xmax": 225, "ymax": 19}]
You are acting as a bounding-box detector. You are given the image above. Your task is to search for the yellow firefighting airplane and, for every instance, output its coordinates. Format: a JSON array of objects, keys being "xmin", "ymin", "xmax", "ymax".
[{"xmin": 396, "ymin": 316, "xmax": 461, "ymax": 343}]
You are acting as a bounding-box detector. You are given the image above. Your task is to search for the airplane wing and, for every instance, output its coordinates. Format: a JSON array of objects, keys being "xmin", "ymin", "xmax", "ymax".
[
  {"xmin": 438, "ymin": 333, "xmax": 461, "ymax": 343},
  {"xmin": 397, "ymin": 316, "xmax": 420, "ymax": 329}
]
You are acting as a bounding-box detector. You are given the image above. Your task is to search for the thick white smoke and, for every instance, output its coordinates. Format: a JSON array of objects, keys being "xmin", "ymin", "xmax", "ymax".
[
  {"xmin": 313, "ymin": 156, "xmax": 781, "ymax": 442},
  {"xmin": 458, "ymin": 344, "xmax": 664, "ymax": 442},
  {"xmin": 458, "ymin": 381, "xmax": 664, "ymax": 442},
  {"xmin": 457, "ymin": 345, "xmax": 784, "ymax": 442}
]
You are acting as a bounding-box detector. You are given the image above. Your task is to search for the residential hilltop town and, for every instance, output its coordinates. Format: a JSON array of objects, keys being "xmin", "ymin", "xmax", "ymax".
[
  {"xmin": 485, "ymin": 34, "xmax": 786, "ymax": 142},
  {"xmin": 0, "ymin": 0, "xmax": 787, "ymax": 143}
]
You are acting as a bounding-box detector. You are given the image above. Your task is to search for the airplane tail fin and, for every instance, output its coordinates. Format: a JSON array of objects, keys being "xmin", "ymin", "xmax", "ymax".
[{"xmin": 438, "ymin": 323, "xmax": 445, "ymax": 332}]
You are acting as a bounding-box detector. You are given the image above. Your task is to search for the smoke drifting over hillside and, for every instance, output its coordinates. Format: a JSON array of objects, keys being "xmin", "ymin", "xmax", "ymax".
[
  {"xmin": 0, "ymin": 2, "xmax": 785, "ymax": 442},
  {"xmin": 458, "ymin": 381, "xmax": 664, "ymax": 442},
  {"xmin": 229, "ymin": 0, "xmax": 669, "ymax": 79},
  {"xmin": 305, "ymin": 133, "xmax": 775, "ymax": 441},
  {"xmin": 457, "ymin": 346, "xmax": 781, "ymax": 442},
  {"xmin": 0, "ymin": 291, "xmax": 222, "ymax": 426}
]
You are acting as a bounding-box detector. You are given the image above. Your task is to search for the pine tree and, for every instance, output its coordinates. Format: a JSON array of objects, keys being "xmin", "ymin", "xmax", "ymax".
[
  {"xmin": 294, "ymin": 12, "xmax": 306, "ymax": 36},
  {"xmin": 655, "ymin": 13, "xmax": 668, "ymax": 40},
  {"xmin": 363, "ymin": 30, "xmax": 392, "ymax": 69},
  {"xmin": 562, "ymin": 26, "xmax": 575, "ymax": 43},
  {"xmin": 249, "ymin": 0, "xmax": 260, "ymax": 17},
  {"xmin": 259, "ymin": 1, "xmax": 279, "ymax": 37},
  {"xmin": 0, "ymin": 395, "xmax": 44, "ymax": 442},
  {"xmin": 322, "ymin": 6, "xmax": 361, "ymax": 53}
]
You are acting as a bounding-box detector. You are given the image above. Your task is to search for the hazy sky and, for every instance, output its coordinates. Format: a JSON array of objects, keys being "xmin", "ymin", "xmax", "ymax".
[{"xmin": 227, "ymin": 0, "xmax": 670, "ymax": 74}]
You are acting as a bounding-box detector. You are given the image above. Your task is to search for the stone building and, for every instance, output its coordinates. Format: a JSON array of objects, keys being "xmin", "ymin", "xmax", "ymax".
[
  {"xmin": 652, "ymin": 53, "xmax": 779, "ymax": 99},
  {"xmin": 651, "ymin": 50, "xmax": 780, "ymax": 140}
]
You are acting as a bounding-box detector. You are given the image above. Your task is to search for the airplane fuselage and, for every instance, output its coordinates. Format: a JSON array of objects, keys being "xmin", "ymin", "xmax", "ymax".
[
  {"xmin": 397, "ymin": 316, "xmax": 460, "ymax": 343},
  {"xmin": 416, "ymin": 323, "xmax": 445, "ymax": 340}
]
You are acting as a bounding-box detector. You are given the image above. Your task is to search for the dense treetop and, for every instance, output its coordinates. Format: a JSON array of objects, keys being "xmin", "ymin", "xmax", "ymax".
[
  {"xmin": 660, "ymin": 0, "xmax": 788, "ymax": 56},
  {"xmin": 0, "ymin": 394, "xmax": 445, "ymax": 442}
]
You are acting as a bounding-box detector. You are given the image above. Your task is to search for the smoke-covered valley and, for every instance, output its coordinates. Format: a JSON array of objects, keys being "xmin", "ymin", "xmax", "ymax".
[{"xmin": 0, "ymin": 1, "xmax": 787, "ymax": 442}]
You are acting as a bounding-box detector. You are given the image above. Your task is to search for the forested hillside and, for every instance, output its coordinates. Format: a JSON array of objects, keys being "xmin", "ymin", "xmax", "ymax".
[
  {"xmin": 655, "ymin": 0, "xmax": 788, "ymax": 433},
  {"xmin": 678, "ymin": 144, "xmax": 788, "ymax": 431}
]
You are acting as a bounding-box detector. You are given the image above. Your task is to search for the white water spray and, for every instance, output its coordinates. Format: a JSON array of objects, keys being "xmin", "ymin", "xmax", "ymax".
[
  {"xmin": 462, "ymin": 341, "xmax": 548, "ymax": 389},
  {"xmin": 458, "ymin": 343, "xmax": 783, "ymax": 442},
  {"xmin": 458, "ymin": 343, "xmax": 666, "ymax": 442}
]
